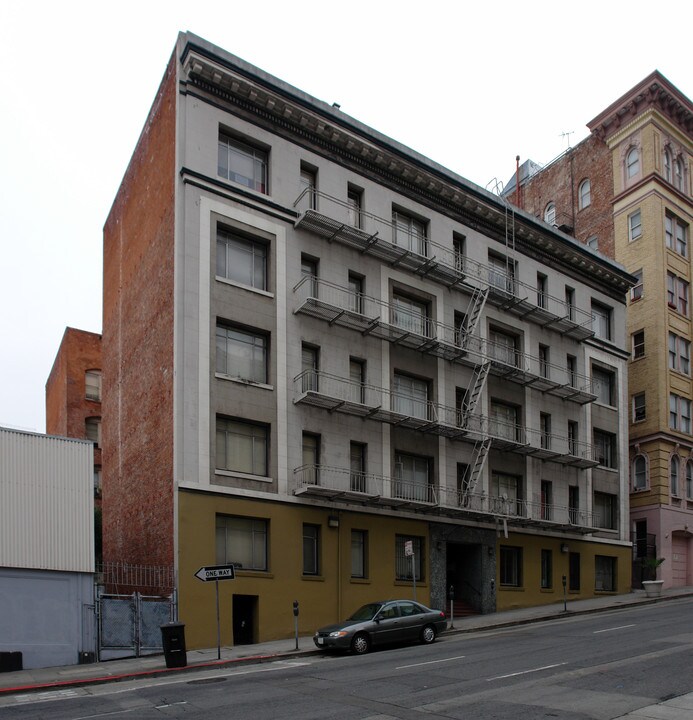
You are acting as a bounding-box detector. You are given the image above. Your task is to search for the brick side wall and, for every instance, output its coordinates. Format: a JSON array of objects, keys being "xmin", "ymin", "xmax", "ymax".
[
  {"xmin": 517, "ymin": 135, "xmax": 615, "ymax": 258},
  {"xmin": 102, "ymin": 52, "xmax": 176, "ymax": 569}
]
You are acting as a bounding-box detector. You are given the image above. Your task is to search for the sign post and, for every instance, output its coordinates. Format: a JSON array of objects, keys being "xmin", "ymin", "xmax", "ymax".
[
  {"xmin": 195, "ymin": 564, "xmax": 236, "ymax": 660},
  {"xmin": 404, "ymin": 540, "xmax": 416, "ymax": 600}
]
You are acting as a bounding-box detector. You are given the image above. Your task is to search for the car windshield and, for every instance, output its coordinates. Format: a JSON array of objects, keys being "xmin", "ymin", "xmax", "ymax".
[{"xmin": 347, "ymin": 603, "xmax": 383, "ymax": 621}]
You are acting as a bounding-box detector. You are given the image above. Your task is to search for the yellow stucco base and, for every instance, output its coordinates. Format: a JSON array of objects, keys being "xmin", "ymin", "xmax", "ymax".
[
  {"xmin": 177, "ymin": 491, "xmax": 432, "ymax": 650},
  {"xmin": 496, "ymin": 532, "xmax": 632, "ymax": 611}
]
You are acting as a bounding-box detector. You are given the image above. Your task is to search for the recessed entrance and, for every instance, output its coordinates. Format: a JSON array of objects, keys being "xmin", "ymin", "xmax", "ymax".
[
  {"xmin": 446, "ymin": 543, "xmax": 482, "ymax": 614},
  {"xmin": 232, "ymin": 594, "xmax": 257, "ymax": 645}
]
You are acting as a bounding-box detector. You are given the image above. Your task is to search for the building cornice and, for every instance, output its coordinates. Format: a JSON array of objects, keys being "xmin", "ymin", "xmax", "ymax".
[{"xmin": 180, "ymin": 38, "xmax": 633, "ymax": 299}]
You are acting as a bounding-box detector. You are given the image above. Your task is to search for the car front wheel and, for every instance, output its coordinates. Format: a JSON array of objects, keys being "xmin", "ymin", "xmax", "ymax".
[
  {"xmin": 420, "ymin": 625, "xmax": 436, "ymax": 644},
  {"xmin": 351, "ymin": 632, "xmax": 370, "ymax": 654}
]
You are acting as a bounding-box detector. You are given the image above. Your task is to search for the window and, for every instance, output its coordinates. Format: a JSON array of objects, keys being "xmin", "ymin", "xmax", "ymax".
[
  {"xmin": 568, "ymin": 421, "xmax": 579, "ymax": 457},
  {"xmin": 492, "ymin": 472, "xmax": 521, "ymax": 514},
  {"xmin": 565, "ymin": 286, "xmax": 575, "ymax": 321},
  {"xmin": 567, "ymin": 355, "xmax": 578, "ymax": 389},
  {"xmin": 669, "ymin": 333, "xmax": 691, "ymax": 375},
  {"xmin": 302, "ymin": 433, "xmax": 320, "ymax": 483},
  {"xmin": 94, "ymin": 467, "xmax": 102, "ymax": 497},
  {"xmin": 216, "ymin": 418, "xmax": 268, "ymax": 476},
  {"xmin": 216, "ymin": 324, "xmax": 267, "ymax": 383},
  {"xmin": 347, "ymin": 186, "xmax": 362, "ymax": 228},
  {"xmin": 490, "ymin": 402, "xmax": 520, "ymax": 443},
  {"xmin": 85, "ymin": 416, "xmax": 101, "ymax": 447},
  {"xmin": 392, "ymin": 210, "xmax": 426, "ymax": 255},
  {"xmin": 578, "ymin": 179, "xmax": 591, "ymax": 209},
  {"xmin": 630, "ymin": 269, "xmax": 643, "ymax": 301},
  {"xmin": 349, "ymin": 358, "xmax": 366, "ymax": 404},
  {"xmin": 218, "ymin": 132, "xmax": 267, "ymax": 193},
  {"xmin": 393, "ymin": 373, "xmax": 429, "ymax": 420},
  {"xmin": 587, "ymin": 235, "xmax": 599, "ymax": 251},
  {"xmin": 626, "ymin": 147, "xmax": 639, "ymax": 178},
  {"xmin": 632, "ymin": 330, "xmax": 645, "ymax": 360},
  {"xmin": 395, "ymin": 535, "xmax": 423, "ymax": 581},
  {"xmin": 541, "ymin": 549, "xmax": 552, "ymax": 589},
  {"xmin": 592, "ymin": 366, "xmax": 615, "ymax": 406},
  {"xmin": 392, "ymin": 293, "xmax": 429, "ymax": 336},
  {"xmin": 299, "ymin": 165, "xmax": 317, "ymax": 210},
  {"xmin": 540, "ymin": 480, "xmax": 552, "ymax": 520},
  {"xmin": 591, "ymin": 301, "xmax": 612, "ymax": 340},
  {"xmin": 569, "ymin": 551, "xmax": 581, "ymax": 591},
  {"xmin": 454, "ymin": 311, "xmax": 468, "ymax": 346},
  {"xmin": 569, "ymin": 486, "xmax": 580, "ymax": 524},
  {"xmin": 85, "ymin": 370, "xmax": 101, "ymax": 401},
  {"xmin": 303, "ymin": 524, "xmax": 320, "ymax": 575},
  {"xmin": 539, "ymin": 344, "xmax": 550, "ymax": 379},
  {"xmin": 666, "ymin": 214, "xmax": 688, "ymax": 257},
  {"xmin": 540, "ymin": 413, "xmax": 552, "ymax": 450},
  {"xmin": 632, "ymin": 393, "xmax": 646, "ymax": 422},
  {"xmin": 594, "ymin": 492, "xmax": 617, "ymax": 530},
  {"xmin": 664, "ymin": 148, "xmax": 672, "ymax": 182},
  {"xmin": 394, "ymin": 453, "xmax": 431, "ymax": 502},
  {"xmin": 453, "ymin": 233, "xmax": 466, "ymax": 274},
  {"xmin": 217, "ymin": 228, "xmax": 267, "ymax": 290},
  {"xmin": 687, "ymin": 460, "xmax": 693, "ymax": 500},
  {"xmin": 348, "ymin": 272, "xmax": 364, "ymax": 314},
  {"xmin": 633, "ymin": 454, "xmax": 647, "ymax": 490},
  {"xmin": 489, "ymin": 328, "xmax": 519, "ymax": 367},
  {"xmin": 350, "ymin": 442, "xmax": 367, "ymax": 492},
  {"xmin": 595, "ymin": 556, "xmax": 616, "ymax": 591},
  {"xmin": 674, "ymin": 157, "xmax": 684, "ymax": 191},
  {"xmin": 544, "ymin": 202, "xmax": 556, "ymax": 225},
  {"xmin": 628, "ymin": 210, "xmax": 642, "ymax": 241},
  {"xmin": 667, "ymin": 272, "xmax": 689, "ymax": 315},
  {"xmin": 488, "ymin": 254, "xmax": 515, "ymax": 293},
  {"xmin": 301, "ymin": 255, "xmax": 318, "ymax": 298},
  {"xmin": 537, "ymin": 273, "xmax": 548, "ymax": 309},
  {"xmin": 216, "ymin": 515, "xmax": 267, "ymax": 570},
  {"xmin": 593, "ymin": 429, "xmax": 616, "ymax": 469},
  {"xmin": 457, "ymin": 463, "xmax": 471, "ymax": 506},
  {"xmin": 670, "ymin": 454, "xmax": 680, "ymax": 496},
  {"xmin": 351, "ymin": 530, "xmax": 367, "ymax": 578},
  {"xmin": 500, "ymin": 546, "xmax": 522, "ymax": 587},
  {"xmin": 301, "ymin": 344, "xmax": 319, "ymax": 392},
  {"xmin": 670, "ymin": 394, "xmax": 692, "ymax": 433}
]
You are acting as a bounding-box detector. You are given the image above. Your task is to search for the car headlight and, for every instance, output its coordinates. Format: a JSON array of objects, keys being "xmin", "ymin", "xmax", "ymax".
[{"xmin": 329, "ymin": 631, "xmax": 348, "ymax": 638}]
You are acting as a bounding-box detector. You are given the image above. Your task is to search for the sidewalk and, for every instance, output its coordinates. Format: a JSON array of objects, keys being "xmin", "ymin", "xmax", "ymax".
[{"xmin": 2, "ymin": 586, "xmax": 692, "ymax": 702}]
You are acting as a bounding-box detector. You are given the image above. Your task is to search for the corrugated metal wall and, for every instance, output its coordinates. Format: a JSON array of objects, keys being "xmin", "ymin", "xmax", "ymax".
[{"xmin": 0, "ymin": 427, "xmax": 94, "ymax": 572}]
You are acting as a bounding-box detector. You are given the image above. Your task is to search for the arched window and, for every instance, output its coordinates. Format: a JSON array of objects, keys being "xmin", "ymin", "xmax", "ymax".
[
  {"xmin": 670, "ymin": 454, "xmax": 680, "ymax": 496},
  {"xmin": 633, "ymin": 454, "xmax": 647, "ymax": 490},
  {"xmin": 544, "ymin": 202, "xmax": 556, "ymax": 225},
  {"xmin": 687, "ymin": 460, "xmax": 693, "ymax": 499},
  {"xmin": 626, "ymin": 147, "xmax": 640, "ymax": 178},
  {"xmin": 674, "ymin": 157, "xmax": 684, "ymax": 191},
  {"xmin": 578, "ymin": 179, "xmax": 591, "ymax": 209},
  {"xmin": 664, "ymin": 148, "xmax": 672, "ymax": 182}
]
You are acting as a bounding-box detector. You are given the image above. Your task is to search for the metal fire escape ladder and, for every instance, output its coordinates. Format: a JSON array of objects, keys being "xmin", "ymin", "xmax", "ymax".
[
  {"xmin": 464, "ymin": 438, "xmax": 491, "ymax": 498},
  {"xmin": 463, "ymin": 285, "xmax": 489, "ymax": 339},
  {"xmin": 463, "ymin": 362, "xmax": 490, "ymax": 418}
]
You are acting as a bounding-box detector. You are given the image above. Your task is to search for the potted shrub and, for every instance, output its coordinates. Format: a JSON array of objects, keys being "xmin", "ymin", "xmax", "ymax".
[{"xmin": 641, "ymin": 557, "xmax": 665, "ymax": 597}]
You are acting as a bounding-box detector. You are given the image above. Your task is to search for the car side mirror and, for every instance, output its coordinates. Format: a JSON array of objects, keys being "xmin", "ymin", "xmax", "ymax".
[{"xmin": 374, "ymin": 616, "xmax": 381, "ymax": 623}]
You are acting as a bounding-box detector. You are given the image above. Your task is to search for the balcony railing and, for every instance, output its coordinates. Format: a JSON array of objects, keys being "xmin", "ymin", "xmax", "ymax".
[
  {"xmin": 293, "ymin": 465, "xmax": 599, "ymax": 531},
  {"xmin": 293, "ymin": 276, "xmax": 595, "ymax": 404},
  {"xmin": 293, "ymin": 189, "xmax": 594, "ymax": 339},
  {"xmin": 294, "ymin": 370, "xmax": 599, "ymax": 467}
]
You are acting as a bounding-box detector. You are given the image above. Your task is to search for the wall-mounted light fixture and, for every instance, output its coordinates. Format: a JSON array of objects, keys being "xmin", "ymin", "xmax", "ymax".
[
  {"xmin": 561, "ymin": 543, "xmax": 569, "ymax": 553},
  {"xmin": 328, "ymin": 516, "xmax": 339, "ymax": 528}
]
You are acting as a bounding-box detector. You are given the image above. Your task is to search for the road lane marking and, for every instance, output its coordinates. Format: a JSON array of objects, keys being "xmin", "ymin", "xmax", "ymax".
[
  {"xmin": 487, "ymin": 662, "xmax": 567, "ymax": 680},
  {"xmin": 593, "ymin": 624, "xmax": 636, "ymax": 634},
  {"xmin": 396, "ymin": 655, "xmax": 466, "ymax": 669}
]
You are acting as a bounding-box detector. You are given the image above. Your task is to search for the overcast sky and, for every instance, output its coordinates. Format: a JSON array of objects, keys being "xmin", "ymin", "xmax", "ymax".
[{"xmin": 0, "ymin": 0, "xmax": 690, "ymax": 432}]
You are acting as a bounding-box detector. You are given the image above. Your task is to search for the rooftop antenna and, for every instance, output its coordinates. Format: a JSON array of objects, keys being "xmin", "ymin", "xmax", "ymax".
[{"xmin": 560, "ymin": 131, "xmax": 574, "ymax": 149}]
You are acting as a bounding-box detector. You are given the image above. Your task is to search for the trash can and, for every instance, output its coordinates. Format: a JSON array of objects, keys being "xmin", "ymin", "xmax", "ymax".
[{"xmin": 160, "ymin": 622, "xmax": 187, "ymax": 668}]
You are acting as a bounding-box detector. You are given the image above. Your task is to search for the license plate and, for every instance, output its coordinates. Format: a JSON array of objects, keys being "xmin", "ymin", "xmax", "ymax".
[{"xmin": 317, "ymin": 637, "xmax": 324, "ymax": 645}]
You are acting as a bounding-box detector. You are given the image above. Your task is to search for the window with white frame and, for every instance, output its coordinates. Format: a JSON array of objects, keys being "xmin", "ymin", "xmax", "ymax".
[
  {"xmin": 632, "ymin": 330, "xmax": 645, "ymax": 360},
  {"xmin": 453, "ymin": 233, "xmax": 466, "ymax": 274},
  {"xmin": 347, "ymin": 186, "xmax": 362, "ymax": 228},
  {"xmin": 669, "ymin": 332, "xmax": 691, "ymax": 375},
  {"xmin": 489, "ymin": 328, "xmax": 519, "ymax": 367},
  {"xmin": 500, "ymin": 546, "xmax": 522, "ymax": 587},
  {"xmin": 632, "ymin": 393, "xmax": 646, "ymax": 422},
  {"xmin": 348, "ymin": 272, "xmax": 364, "ymax": 314},
  {"xmin": 670, "ymin": 455, "xmax": 680, "ymax": 496},
  {"xmin": 392, "ymin": 293, "xmax": 429, "ymax": 337},
  {"xmin": 628, "ymin": 210, "xmax": 642, "ymax": 241},
  {"xmin": 633, "ymin": 454, "xmax": 647, "ymax": 490},
  {"xmin": 665, "ymin": 213, "xmax": 688, "ymax": 257},
  {"xmin": 667, "ymin": 272, "xmax": 689, "ymax": 315},
  {"xmin": 392, "ymin": 210, "xmax": 427, "ymax": 256},
  {"xmin": 216, "ymin": 417, "xmax": 268, "ymax": 476},
  {"xmin": 351, "ymin": 529, "xmax": 367, "ymax": 578},
  {"xmin": 216, "ymin": 515, "xmax": 267, "ymax": 570},
  {"xmin": 630, "ymin": 269, "xmax": 643, "ymax": 301},
  {"xmin": 539, "ymin": 344, "xmax": 550, "ymax": 379},
  {"xmin": 492, "ymin": 472, "xmax": 522, "ymax": 512},
  {"xmin": 626, "ymin": 147, "xmax": 639, "ymax": 178},
  {"xmin": 593, "ymin": 429, "xmax": 616, "ymax": 468},
  {"xmin": 490, "ymin": 401, "xmax": 520, "ymax": 443},
  {"xmin": 544, "ymin": 202, "xmax": 556, "ymax": 225},
  {"xmin": 578, "ymin": 179, "xmax": 591, "ymax": 209},
  {"xmin": 85, "ymin": 370, "xmax": 101, "ymax": 401},
  {"xmin": 216, "ymin": 324, "xmax": 267, "ymax": 383},
  {"xmin": 592, "ymin": 366, "xmax": 615, "ymax": 406},
  {"xmin": 669, "ymin": 394, "xmax": 691, "ymax": 433},
  {"xmin": 488, "ymin": 253, "xmax": 515, "ymax": 293},
  {"xmin": 393, "ymin": 373, "xmax": 429, "ymax": 420},
  {"xmin": 395, "ymin": 535, "xmax": 423, "ymax": 581},
  {"xmin": 394, "ymin": 453, "xmax": 430, "ymax": 502},
  {"xmin": 303, "ymin": 524, "xmax": 320, "ymax": 575},
  {"xmin": 301, "ymin": 344, "xmax": 319, "ymax": 393},
  {"xmin": 349, "ymin": 358, "xmax": 365, "ymax": 405},
  {"xmin": 216, "ymin": 228, "xmax": 267, "ymax": 290},
  {"xmin": 591, "ymin": 301, "xmax": 612, "ymax": 340},
  {"xmin": 299, "ymin": 164, "xmax": 317, "ymax": 210},
  {"xmin": 595, "ymin": 556, "xmax": 616, "ymax": 591},
  {"xmin": 593, "ymin": 492, "xmax": 617, "ymax": 530},
  {"xmin": 218, "ymin": 132, "xmax": 268, "ymax": 193}
]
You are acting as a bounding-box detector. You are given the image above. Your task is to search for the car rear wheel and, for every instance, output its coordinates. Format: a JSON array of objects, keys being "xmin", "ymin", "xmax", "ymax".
[
  {"xmin": 351, "ymin": 632, "xmax": 370, "ymax": 654},
  {"xmin": 420, "ymin": 624, "xmax": 436, "ymax": 644}
]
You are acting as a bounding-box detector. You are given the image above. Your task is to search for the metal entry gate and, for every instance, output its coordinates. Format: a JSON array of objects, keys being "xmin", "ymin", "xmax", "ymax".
[{"xmin": 97, "ymin": 590, "xmax": 175, "ymax": 661}]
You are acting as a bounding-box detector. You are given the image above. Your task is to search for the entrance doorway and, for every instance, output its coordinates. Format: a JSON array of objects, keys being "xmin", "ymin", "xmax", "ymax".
[
  {"xmin": 446, "ymin": 543, "xmax": 483, "ymax": 613},
  {"xmin": 232, "ymin": 595, "xmax": 257, "ymax": 645}
]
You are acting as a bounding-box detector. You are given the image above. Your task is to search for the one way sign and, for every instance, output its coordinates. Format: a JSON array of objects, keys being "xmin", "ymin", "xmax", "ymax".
[{"xmin": 194, "ymin": 564, "xmax": 236, "ymax": 582}]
